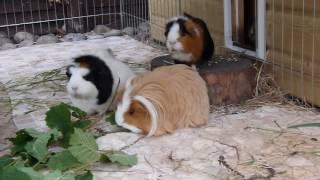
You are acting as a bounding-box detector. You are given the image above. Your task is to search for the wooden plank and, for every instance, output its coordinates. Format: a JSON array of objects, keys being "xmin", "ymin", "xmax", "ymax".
[
  {"xmin": 270, "ymin": 64, "xmax": 320, "ymax": 106},
  {"xmin": 266, "ymin": 0, "xmax": 320, "ymax": 106}
]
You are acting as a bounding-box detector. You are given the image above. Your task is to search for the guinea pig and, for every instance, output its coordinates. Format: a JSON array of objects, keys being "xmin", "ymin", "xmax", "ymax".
[
  {"xmin": 115, "ymin": 64, "xmax": 209, "ymax": 137},
  {"xmin": 164, "ymin": 12, "xmax": 214, "ymax": 66},
  {"xmin": 66, "ymin": 49, "xmax": 135, "ymax": 115}
]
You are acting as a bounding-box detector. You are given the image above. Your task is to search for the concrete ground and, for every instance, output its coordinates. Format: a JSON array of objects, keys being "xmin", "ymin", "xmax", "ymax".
[
  {"xmin": 0, "ymin": 36, "xmax": 319, "ymax": 179},
  {"xmin": 0, "ymin": 83, "xmax": 16, "ymax": 155}
]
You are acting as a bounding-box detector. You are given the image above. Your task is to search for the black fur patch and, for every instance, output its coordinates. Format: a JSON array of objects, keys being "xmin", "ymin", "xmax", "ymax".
[
  {"xmin": 74, "ymin": 55, "xmax": 114, "ymax": 105},
  {"xmin": 66, "ymin": 65, "xmax": 74, "ymax": 79},
  {"xmin": 164, "ymin": 18, "xmax": 192, "ymax": 38}
]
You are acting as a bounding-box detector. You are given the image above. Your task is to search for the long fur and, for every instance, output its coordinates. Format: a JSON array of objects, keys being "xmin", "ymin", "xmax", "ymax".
[
  {"xmin": 165, "ymin": 12, "xmax": 214, "ymax": 66},
  {"xmin": 116, "ymin": 64, "xmax": 210, "ymax": 136}
]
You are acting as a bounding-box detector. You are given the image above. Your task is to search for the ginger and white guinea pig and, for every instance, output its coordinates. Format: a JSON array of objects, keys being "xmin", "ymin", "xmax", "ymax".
[
  {"xmin": 115, "ymin": 64, "xmax": 210, "ymax": 137},
  {"xmin": 165, "ymin": 12, "xmax": 214, "ymax": 66},
  {"xmin": 66, "ymin": 49, "xmax": 135, "ymax": 115}
]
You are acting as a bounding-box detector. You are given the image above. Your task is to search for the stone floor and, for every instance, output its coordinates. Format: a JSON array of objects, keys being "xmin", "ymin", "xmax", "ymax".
[
  {"xmin": 0, "ymin": 35, "xmax": 319, "ymax": 179},
  {"xmin": 0, "ymin": 83, "xmax": 16, "ymax": 155}
]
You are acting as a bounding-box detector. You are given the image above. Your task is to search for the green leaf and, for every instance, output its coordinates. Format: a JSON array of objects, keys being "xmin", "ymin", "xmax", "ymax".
[
  {"xmin": 24, "ymin": 129, "xmax": 43, "ymax": 138},
  {"xmin": 9, "ymin": 130, "xmax": 34, "ymax": 155},
  {"xmin": 288, "ymin": 123, "xmax": 320, "ymax": 129},
  {"xmin": 105, "ymin": 112, "xmax": 116, "ymax": 125},
  {"xmin": 25, "ymin": 133, "xmax": 51, "ymax": 162},
  {"xmin": 1, "ymin": 166, "xmax": 31, "ymax": 180},
  {"xmin": 75, "ymin": 171, "xmax": 93, "ymax": 180},
  {"xmin": 0, "ymin": 156, "xmax": 14, "ymax": 169},
  {"xmin": 45, "ymin": 170, "xmax": 75, "ymax": 180},
  {"xmin": 103, "ymin": 151, "xmax": 137, "ymax": 166},
  {"xmin": 1, "ymin": 167, "xmax": 43, "ymax": 180},
  {"xmin": 18, "ymin": 167, "xmax": 43, "ymax": 180},
  {"xmin": 48, "ymin": 151, "xmax": 81, "ymax": 171},
  {"xmin": 48, "ymin": 129, "xmax": 63, "ymax": 141},
  {"xmin": 45, "ymin": 103, "xmax": 71, "ymax": 133},
  {"xmin": 68, "ymin": 128, "xmax": 100, "ymax": 164},
  {"xmin": 65, "ymin": 104, "xmax": 87, "ymax": 120},
  {"xmin": 45, "ymin": 103, "xmax": 90, "ymax": 147},
  {"xmin": 72, "ymin": 120, "xmax": 91, "ymax": 130}
]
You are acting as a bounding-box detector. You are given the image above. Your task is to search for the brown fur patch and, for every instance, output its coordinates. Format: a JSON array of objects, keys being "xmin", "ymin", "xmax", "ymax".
[
  {"xmin": 122, "ymin": 64, "xmax": 209, "ymax": 136},
  {"xmin": 78, "ymin": 61, "xmax": 89, "ymax": 68},
  {"xmin": 179, "ymin": 19, "xmax": 204, "ymax": 64},
  {"xmin": 124, "ymin": 100, "xmax": 151, "ymax": 135}
]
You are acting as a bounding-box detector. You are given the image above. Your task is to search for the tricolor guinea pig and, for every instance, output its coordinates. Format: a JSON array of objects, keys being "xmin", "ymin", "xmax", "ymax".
[
  {"xmin": 66, "ymin": 49, "xmax": 135, "ymax": 115},
  {"xmin": 115, "ymin": 64, "xmax": 209, "ymax": 137},
  {"xmin": 165, "ymin": 13, "xmax": 214, "ymax": 66}
]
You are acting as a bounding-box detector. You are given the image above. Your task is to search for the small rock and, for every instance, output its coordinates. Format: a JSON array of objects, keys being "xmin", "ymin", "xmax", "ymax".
[
  {"xmin": 96, "ymin": 132, "xmax": 142, "ymax": 151},
  {"xmin": 93, "ymin": 25, "xmax": 111, "ymax": 34},
  {"xmin": 0, "ymin": 32, "xmax": 7, "ymax": 38},
  {"xmin": 136, "ymin": 22, "xmax": 150, "ymax": 41},
  {"xmin": 103, "ymin": 30, "xmax": 123, "ymax": 38},
  {"xmin": 62, "ymin": 33, "xmax": 86, "ymax": 42},
  {"xmin": 0, "ymin": 43, "xmax": 16, "ymax": 50},
  {"xmin": 0, "ymin": 38, "xmax": 12, "ymax": 46},
  {"xmin": 18, "ymin": 40, "xmax": 34, "ymax": 47},
  {"xmin": 138, "ymin": 22, "xmax": 150, "ymax": 33},
  {"xmin": 14, "ymin": 32, "xmax": 34, "ymax": 43},
  {"xmin": 85, "ymin": 32, "xmax": 104, "ymax": 40},
  {"xmin": 122, "ymin": 27, "xmax": 135, "ymax": 36},
  {"xmin": 34, "ymin": 35, "xmax": 40, "ymax": 41},
  {"xmin": 84, "ymin": 31, "xmax": 97, "ymax": 36},
  {"xmin": 36, "ymin": 34, "xmax": 58, "ymax": 44},
  {"xmin": 62, "ymin": 20, "xmax": 84, "ymax": 33}
]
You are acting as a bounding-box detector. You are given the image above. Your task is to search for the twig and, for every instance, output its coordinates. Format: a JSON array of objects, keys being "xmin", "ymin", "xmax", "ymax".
[
  {"xmin": 218, "ymin": 155, "xmax": 245, "ymax": 178},
  {"xmin": 216, "ymin": 140, "xmax": 240, "ymax": 164},
  {"xmin": 120, "ymin": 136, "xmax": 145, "ymax": 151}
]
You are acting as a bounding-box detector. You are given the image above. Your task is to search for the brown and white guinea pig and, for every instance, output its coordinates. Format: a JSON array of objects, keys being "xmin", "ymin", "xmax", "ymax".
[
  {"xmin": 115, "ymin": 64, "xmax": 210, "ymax": 137},
  {"xmin": 66, "ymin": 49, "xmax": 135, "ymax": 115},
  {"xmin": 165, "ymin": 12, "xmax": 214, "ymax": 66}
]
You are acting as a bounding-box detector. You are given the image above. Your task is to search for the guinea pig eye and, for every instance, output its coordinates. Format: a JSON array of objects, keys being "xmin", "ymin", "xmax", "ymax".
[{"xmin": 129, "ymin": 109, "xmax": 135, "ymax": 115}]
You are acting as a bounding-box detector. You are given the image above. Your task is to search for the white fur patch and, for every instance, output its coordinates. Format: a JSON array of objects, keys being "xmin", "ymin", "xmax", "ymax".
[
  {"xmin": 166, "ymin": 23, "xmax": 184, "ymax": 53},
  {"xmin": 172, "ymin": 52, "xmax": 193, "ymax": 62},
  {"xmin": 133, "ymin": 96, "xmax": 158, "ymax": 137},
  {"xmin": 115, "ymin": 78, "xmax": 142, "ymax": 134}
]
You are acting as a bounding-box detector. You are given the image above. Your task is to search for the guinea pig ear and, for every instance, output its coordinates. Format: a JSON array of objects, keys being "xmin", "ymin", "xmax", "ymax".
[
  {"xmin": 124, "ymin": 99, "xmax": 152, "ymax": 135},
  {"xmin": 183, "ymin": 12, "xmax": 195, "ymax": 19}
]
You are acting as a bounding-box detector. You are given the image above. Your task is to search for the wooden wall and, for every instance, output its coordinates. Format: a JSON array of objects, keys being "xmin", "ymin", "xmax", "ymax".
[
  {"xmin": 266, "ymin": 0, "xmax": 320, "ymax": 106},
  {"xmin": 148, "ymin": 0, "xmax": 225, "ymax": 53}
]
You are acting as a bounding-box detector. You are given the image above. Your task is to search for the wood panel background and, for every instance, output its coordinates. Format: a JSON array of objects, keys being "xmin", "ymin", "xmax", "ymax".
[
  {"xmin": 266, "ymin": 0, "xmax": 320, "ymax": 106},
  {"xmin": 148, "ymin": 0, "xmax": 225, "ymax": 54}
]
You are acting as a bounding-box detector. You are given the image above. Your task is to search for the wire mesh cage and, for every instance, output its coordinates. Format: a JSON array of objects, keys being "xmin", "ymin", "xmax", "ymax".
[{"xmin": 0, "ymin": 0, "xmax": 122, "ymax": 36}]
